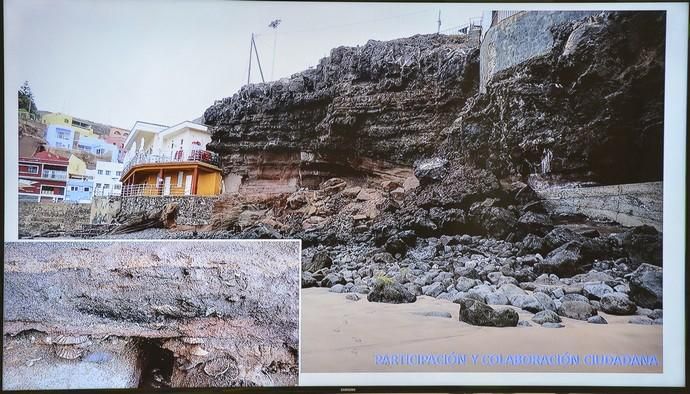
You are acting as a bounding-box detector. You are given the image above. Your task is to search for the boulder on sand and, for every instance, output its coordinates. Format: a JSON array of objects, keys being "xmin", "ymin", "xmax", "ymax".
[
  {"xmin": 457, "ymin": 298, "xmax": 518, "ymax": 327},
  {"xmin": 367, "ymin": 276, "xmax": 417, "ymax": 304}
]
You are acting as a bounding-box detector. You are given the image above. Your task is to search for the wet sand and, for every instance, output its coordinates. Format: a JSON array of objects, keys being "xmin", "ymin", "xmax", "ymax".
[{"xmin": 301, "ymin": 288, "xmax": 662, "ymax": 373}]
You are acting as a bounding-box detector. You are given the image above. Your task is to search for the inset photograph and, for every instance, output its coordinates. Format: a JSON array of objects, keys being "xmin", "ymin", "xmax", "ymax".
[{"xmin": 3, "ymin": 240, "xmax": 300, "ymax": 389}]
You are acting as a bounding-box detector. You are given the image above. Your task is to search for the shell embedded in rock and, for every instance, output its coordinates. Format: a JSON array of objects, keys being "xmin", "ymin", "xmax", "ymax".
[
  {"xmin": 181, "ymin": 337, "xmax": 205, "ymax": 345},
  {"xmin": 55, "ymin": 345, "xmax": 83, "ymax": 360},
  {"xmin": 189, "ymin": 345, "xmax": 209, "ymax": 357},
  {"xmin": 54, "ymin": 335, "xmax": 89, "ymax": 345},
  {"xmin": 203, "ymin": 356, "xmax": 239, "ymax": 378}
]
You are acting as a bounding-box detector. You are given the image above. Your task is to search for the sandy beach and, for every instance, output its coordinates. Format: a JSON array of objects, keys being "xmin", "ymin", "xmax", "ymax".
[{"xmin": 301, "ymin": 288, "xmax": 662, "ymax": 373}]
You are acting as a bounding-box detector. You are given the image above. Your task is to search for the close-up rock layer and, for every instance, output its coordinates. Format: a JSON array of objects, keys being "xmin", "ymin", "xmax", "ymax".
[{"xmin": 2, "ymin": 241, "xmax": 300, "ymax": 389}]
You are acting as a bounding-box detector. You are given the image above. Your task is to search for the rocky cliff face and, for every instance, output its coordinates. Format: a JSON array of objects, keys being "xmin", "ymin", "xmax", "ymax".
[
  {"xmin": 204, "ymin": 34, "xmax": 480, "ymax": 185},
  {"xmin": 205, "ymin": 11, "xmax": 664, "ymax": 187},
  {"xmin": 447, "ymin": 11, "xmax": 665, "ymax": 184}
]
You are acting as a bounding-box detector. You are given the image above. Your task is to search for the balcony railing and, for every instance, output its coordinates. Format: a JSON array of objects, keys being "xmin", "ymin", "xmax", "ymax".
[
  {"xmin": 122, "ymin": 149, "xmax": 220, "ymax": 176},
  {"xmin": 42, "ymin": 170, "xmax": 68, "ymax": 180},
  {"xmin": 120, "ymin": 183, "xmax": 194, "ymax": 197},
  {"xmin": 93, "ymin": 188, "xmax": 122, "ymax": 197}
]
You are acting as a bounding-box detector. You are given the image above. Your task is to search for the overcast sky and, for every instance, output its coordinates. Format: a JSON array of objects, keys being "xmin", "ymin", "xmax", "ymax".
[{"xmin": 5, "ymin": 0, "xmax": 485, "ymax": 129}]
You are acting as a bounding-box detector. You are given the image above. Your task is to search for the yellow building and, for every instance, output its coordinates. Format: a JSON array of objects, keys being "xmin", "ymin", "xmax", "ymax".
[
  {"xmin": 67, "ymin": 154, "xmax": 87, "ymax": 177},
  {"xmin": 120, "ymin": 121, "xmax": 222, "ymax": 196},
  {"xmin": 42, "ymin": 112, "xmax": 95, "ymax": 138}
]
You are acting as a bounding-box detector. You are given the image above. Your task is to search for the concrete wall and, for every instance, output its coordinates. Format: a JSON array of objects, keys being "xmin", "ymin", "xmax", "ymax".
[
  {"xmin": 534, "ymin": 181, "xmax": 662, "ymax": 230},
  {"xmin": 479, "ymin": 10, "xmax": 600, "ymax": 92},
  {"xmin": 18, "ymin": 201, "xmax": 91, "ymax": 237},
  {"xmin": 118, "ymin": 196, "xmax": 219, "ymax": 225}
]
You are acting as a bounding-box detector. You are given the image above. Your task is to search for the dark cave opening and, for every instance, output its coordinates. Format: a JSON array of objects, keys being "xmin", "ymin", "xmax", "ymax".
[{"xmin": 136, "ymin": 338, "xmax": 175, "ymax": 389}]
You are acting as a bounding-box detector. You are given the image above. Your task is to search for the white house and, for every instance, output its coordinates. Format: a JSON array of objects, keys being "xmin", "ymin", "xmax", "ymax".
[
  {"xmin": 122, "ymin": 121, "xmax": 214, "ymax": 164},
  {"xmin": 93, "ymin": 161, "xmax": 124, "ymax": 196}
]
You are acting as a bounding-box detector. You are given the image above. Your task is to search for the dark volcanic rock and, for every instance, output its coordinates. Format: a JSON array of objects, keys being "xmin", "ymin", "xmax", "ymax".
[
  {"xmin": 303, "ymin": 250, "xmax": 332, "ymax": 273},
  {"xmin": 621, "ymin": 225, "xmax": 662, "ymax": 267},
  {"xmin": 536, "ymin": 238, "xmax": 616, "ymax": 277},
  {"xmin": 457, "ymin": 299, "xmax": 518, "ymax": 327},
  {"xmin": 414, "ymin": 158, "xmax": 449, "ymax": 186},
  {"xmin": 444, "ymin": 12, "xmax": 665, "ymax": 183},
  {"xmin": 627, "ymin": 263, "xmax": 663, "ymax": 309},
  {"xmin": 367, "ymin": 277, "xmax": 417, "ymax": 304},
  {"xmin": 600, "ymin": 293, "xmax": 637, "ymax": 315},
  {"xmin": 414, "ymin": 166, "xmax": 501, "ymax": 210},
  {"xmin": 517, "ymin": 211, "xmax": 553, "ymax": 236},
  {"xmin": 532, "ymin": 310, "xmax": 562, "ymax": 325},
  {"xmin": 557, "ymin": 300, "xmax": 597, "ymax": 321},
  {"xmin": 205, "ymin": 34, "xmax": 480, "ymax": 181},
  {"xmin": 468, "ymin": 199, "xmax": 517, "ymax": 239}
]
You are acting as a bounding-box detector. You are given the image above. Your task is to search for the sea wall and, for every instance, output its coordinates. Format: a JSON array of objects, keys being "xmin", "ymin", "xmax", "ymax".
[
  {"xmin": 18, "ymin": 201, "xmax": 91, "ymax": 237},
  {"xmin": 535, "ymin": 181, "xmax": 663, "ymax": 230},
  {"xmin": 118, "ymin": 196, "xmax": 219, "ymax": 226},
  {"xmin": 479, "ymin": 10, "xmax": 600, "ymax": 92}
]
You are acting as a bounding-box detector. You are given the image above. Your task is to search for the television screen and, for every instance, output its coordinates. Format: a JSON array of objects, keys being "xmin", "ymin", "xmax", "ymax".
[{"xmin": 3, "ymin": 0, "xmax": 687, "ymax": 392}]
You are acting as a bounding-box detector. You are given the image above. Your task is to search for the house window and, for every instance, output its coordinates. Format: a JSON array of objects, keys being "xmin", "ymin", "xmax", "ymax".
[
  {"xmin": 22, "ymin": 165, "xmax": 39, "ymax": 174},
  {"xmin": 84, "ymin": 187, "xmax": 91, "ymax": 192},
  {"xmin": 70, "ymin": 186, "xmax": 79, "ymax": 192},
  {"xmin": 96, "ymin": 148, "xmax": 105, "ymax": 155},
  {"xmin": 105, "ymin": 170, "xmax": 111, "ymax": 175},
  {"xmin": 97, "ymin": 170, "xmax": 103, "ymax": 175},
  {"xmin": 116, "ymin": 171, "xmax": 122, "ymax": 176},
  {"xmin": 96, "ymin": 183, "xmax": 102, "ymax": 188},
  {"xmin": 103, "ymin": 184, "xmax": 110, "ymax": 189},
  {"xmin": 114, "ymin": 184, "xmax": 121, "ymax": 190},
  {"xmin": 177, "ymin": 171, "xmax": 184, "ymax": 187}
]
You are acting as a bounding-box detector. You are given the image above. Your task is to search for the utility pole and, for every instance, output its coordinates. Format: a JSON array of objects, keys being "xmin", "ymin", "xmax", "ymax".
[
  {"xmin": 247, "ymin": 33, "xmax": 254, "ymax": 85},
  {"xmin": 251, "ymin": 35, "xmax": 265, "ymax": 83},
  {"xmin": 247, "ymin": 33, "xmax": 266, "ymax": 85},
  {"xmin": 437, "ymin": 10, "xmax": 441, "ymax": 34},
  {"xmin": 269, "ymin": 19, "xmax": 281, "ymax": 80}
]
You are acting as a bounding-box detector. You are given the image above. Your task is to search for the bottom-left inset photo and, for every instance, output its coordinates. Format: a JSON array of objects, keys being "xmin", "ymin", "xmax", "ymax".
[{"xmin": 2, "ymin": 240, "xmax": 300, "ymax": 390}]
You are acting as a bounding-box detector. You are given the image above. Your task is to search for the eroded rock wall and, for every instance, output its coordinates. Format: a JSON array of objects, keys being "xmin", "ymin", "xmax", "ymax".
[
  {"xmin": 448, "ymin": 11, "xmax": 665, "ymax": 184},
  {"xmin": 204, "ymin": 33, "xmax": 481, "ymax": 186},
  {"xmin": 3, "ymin": 241, "xmax": 300, "ymax": 388}
]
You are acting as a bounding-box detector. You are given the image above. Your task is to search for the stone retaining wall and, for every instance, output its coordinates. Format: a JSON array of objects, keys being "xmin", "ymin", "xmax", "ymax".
[
  {"xmin": 18, "ymin": 201, "xmax": 91, "ymax": 237},
  {"xmin": 535, "ymin": 181, "xmax": 663, "ymax": 230},
  {"xmin": 118, "ymin": 196, "xmax": 219, "ymax": 225},
  {"xmin": 90, "ymin": 196, "xmax": 122, "ymax": 224}
]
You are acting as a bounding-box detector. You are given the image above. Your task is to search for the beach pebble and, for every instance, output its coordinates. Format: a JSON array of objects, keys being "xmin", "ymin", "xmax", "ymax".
[
  {"xmin": 345, "ymin": 293, "xmax": 360, "ymax": 301},
  {"xmin": 587, "ymin": 315, "xmax": 608, "ymax": 324}
]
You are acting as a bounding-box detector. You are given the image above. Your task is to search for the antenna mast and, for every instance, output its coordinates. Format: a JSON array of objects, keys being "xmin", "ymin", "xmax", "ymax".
[{"xmin": 437, "ymin": 10, "xmax": 441, "ymax": 34}]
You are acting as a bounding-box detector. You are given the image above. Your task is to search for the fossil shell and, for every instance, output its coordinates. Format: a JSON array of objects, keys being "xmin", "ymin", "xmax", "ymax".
[
  {"xmin": 203, "ymin": 356, "xmax": 238, "ymax": 378},
  {"xmin": 189, "ymin": 345, "xmax": 209, "ymax": 357},
  {"xmin": 55, "ymin": 345, "xmax": 83, "ymax": 360},
  {"xmin": 54, "ymin": 335, "xmax": 89, "ymax": 345},
  {"xmin": 181, "ymin": 337, "xmax": 205, "ymax": 345}
]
